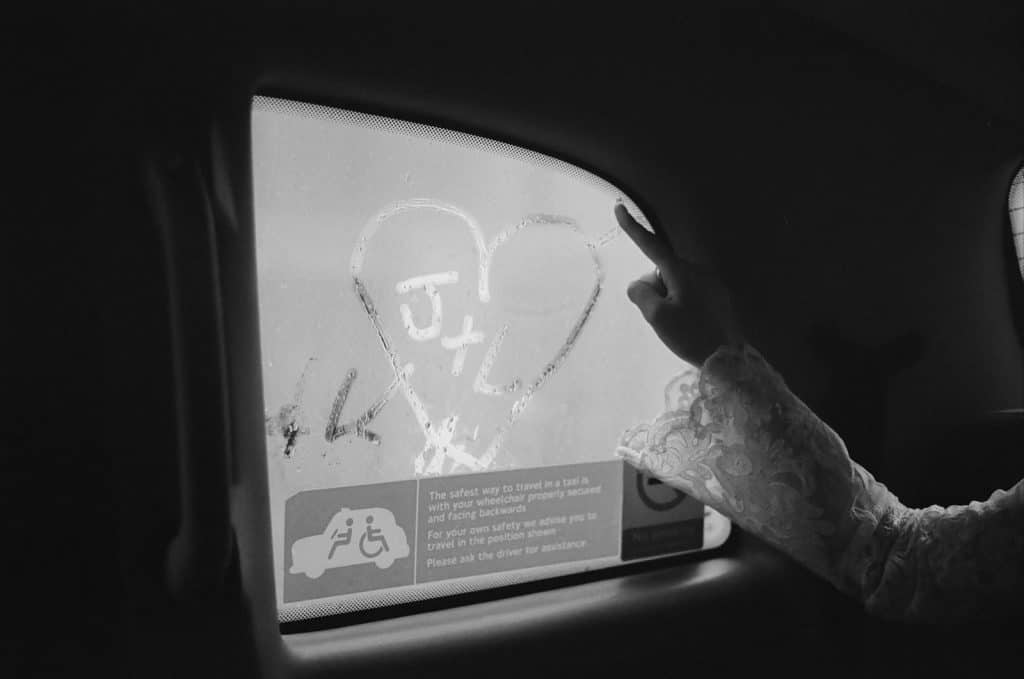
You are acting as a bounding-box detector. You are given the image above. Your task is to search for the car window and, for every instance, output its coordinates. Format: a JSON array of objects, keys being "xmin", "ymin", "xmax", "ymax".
[{"xmin": 251, "ymin": 95, "xmax": 730, "ymax": 626}]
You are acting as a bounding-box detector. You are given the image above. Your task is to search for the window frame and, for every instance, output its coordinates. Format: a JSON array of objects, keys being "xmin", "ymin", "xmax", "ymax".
[
  {"xmin": 247, "ymin": 91, "xmax": 740, "ymax": 631},
  {"xmin": 189, "ymin": 76, "xmax": 801, "ymax": 676}
]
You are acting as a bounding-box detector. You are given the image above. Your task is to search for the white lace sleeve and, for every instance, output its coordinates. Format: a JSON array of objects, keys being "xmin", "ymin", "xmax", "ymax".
[{"xmin": 617, "ymin": 343, "xmax": 1024, "ymax": 622}]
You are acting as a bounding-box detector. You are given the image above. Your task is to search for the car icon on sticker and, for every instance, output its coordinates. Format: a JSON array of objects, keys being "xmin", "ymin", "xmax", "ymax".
[{"xmin": 289, "ymin": 507, "xmax": 411, "ymax": 579}]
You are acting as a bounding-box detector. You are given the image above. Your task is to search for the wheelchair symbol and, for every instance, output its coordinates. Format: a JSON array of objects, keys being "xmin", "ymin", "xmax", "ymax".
[
  {"xmin": 290, "ymin": 506, "xmax": 410, "ymax": 578},
  {"xmin": 358, "ymin": 515, "xmax": 390, "ymax": 558}
]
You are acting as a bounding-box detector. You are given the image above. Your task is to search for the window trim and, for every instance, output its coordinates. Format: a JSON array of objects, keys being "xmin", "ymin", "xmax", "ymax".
[
  {"xmin": 1009, "ymin": 164, "xmax": 1023, "ymax": 281},
  {"xmin": 215, "ymin": 85, "xmax": 754, "ymax": 656}
]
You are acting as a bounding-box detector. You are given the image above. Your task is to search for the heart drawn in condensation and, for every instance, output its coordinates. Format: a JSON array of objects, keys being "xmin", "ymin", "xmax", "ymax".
[{"xmin": 350, "ymin": 198, "xmax": 617, "ymax": 476}]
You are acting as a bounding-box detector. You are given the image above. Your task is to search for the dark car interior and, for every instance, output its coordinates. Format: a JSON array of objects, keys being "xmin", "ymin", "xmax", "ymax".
[{"xmin": 5, "ymin": 3, "xmax": 1023, "ymax": 678}]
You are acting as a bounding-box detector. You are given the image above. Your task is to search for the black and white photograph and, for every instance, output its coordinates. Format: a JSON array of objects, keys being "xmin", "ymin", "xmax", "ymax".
[{"xmin": 3, "ymin": 2, "xmax": 1023, "ymax": 678}]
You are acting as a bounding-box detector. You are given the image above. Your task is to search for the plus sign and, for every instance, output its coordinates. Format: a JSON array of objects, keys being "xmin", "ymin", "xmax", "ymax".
[{"xmin": 441, "ymin": 314, "xmax": 485, "ymax": 376}]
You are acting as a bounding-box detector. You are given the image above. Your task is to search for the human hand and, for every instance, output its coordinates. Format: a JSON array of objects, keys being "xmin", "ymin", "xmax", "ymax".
[{"xmin": 615, "ymin": 201, "xmax": 741, "ymax": 366}]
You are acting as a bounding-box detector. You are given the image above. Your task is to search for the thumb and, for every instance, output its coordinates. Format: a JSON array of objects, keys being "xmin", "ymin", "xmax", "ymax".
[{"xmin": 627, "ymin": 279, "xmax": 668, "ymax": 325}]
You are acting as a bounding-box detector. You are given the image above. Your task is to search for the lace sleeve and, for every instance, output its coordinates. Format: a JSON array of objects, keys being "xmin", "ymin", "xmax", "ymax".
[{"xmin": 616, "ymin": 343, "xmax": 1024, "ymax": 622}]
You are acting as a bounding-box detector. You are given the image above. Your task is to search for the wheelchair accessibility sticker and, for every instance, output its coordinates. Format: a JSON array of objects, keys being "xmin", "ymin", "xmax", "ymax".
[
  {"xmin": 290, "ymin": 506, "xmax": 411, "ymax": 578},
  {"xmin": 283, "ymin": 480, "xmax": 417, "ymax": 602}
]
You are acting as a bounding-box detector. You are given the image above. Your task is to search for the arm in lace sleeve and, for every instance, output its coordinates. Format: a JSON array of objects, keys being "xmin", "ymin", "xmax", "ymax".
[{"xmin": 617, "ymin": 342, "xmax": 1024, "ymax": 622}]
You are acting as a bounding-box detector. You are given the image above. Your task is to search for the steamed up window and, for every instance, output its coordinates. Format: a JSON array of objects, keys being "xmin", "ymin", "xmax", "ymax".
[
  {"xmin": 1011, "ymin": 166, "xmax": 1023, "ymax": 280},
  {"xmin": 251, "ymin": 96, "xmax": 729, "ymax": 625}
]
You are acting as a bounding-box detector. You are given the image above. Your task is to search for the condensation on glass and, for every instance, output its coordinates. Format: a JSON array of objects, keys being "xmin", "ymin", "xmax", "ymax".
[{"xmin": 252, "ymin": 96, "xmax": 728, "ymax": 625}]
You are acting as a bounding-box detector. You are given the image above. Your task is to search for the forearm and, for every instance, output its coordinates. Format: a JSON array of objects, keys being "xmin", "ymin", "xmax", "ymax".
[
  {"xmin": 855, "ymin": 481, "xmax": 1024, "ymax": 621},
  {"xmin": 618, "ymin": 343, "xmax": 1024, "ymax": 622}
]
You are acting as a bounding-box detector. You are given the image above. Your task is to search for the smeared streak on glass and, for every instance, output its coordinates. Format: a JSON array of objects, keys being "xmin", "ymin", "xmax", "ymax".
[
  {"xmin": 591, "ymin": 227, "xmax": 619, "ymax": 250},
  {"xmin": 266, "ymin": 356, "xmax": 317, "ymax": 458},
  {"xmin": 395, "ymin": 271, "xmax": 459, "ymax": 293},
  {"xmin": 472, "ymin": 215, "xmax": 605, "ymax": 470},
  {"xmin": 355, "ymin": 264, "xmax": 448, "ymax": 467},
  {"xmin": 355, "ymin": 270, "xmax": 432, "ymax": 454},
  {"xmin": 353, "ymin": 278, "xmax": 400, "ymax": 374},
  {"xmin": 474, "ymin": 323, "xmax": 521, "ymax": 395},
  {"xmin": 351, "ymin": 199, "xmax": 609, "ymax": 476},
  {"xmin": 477, "ymin": 275, "xmax": 603, "ymax": 469},
  {"xmin": 351, "ymin": 199, "xmax": 489, "ymax": 301},
  {"xmin": 325, "ymin": 368, "xmax": 357, "ymax": 441},
  {"xmin": 427, "ymin": 415, "xmax": 486, "ymax": 475},
  {"xmin": 415, "ymin": 415, "xmax": 485, "ymax": 476},
  {"xmin": 441, "ymin": 314, "xmax": 485, "ymax": 376},
  {"xmin": 282, "ymin": 422, "xmax": 302, "ymax": 458},
  {"xmin": 351, "ymin": 201, "xmax": 487, "ymax": 476},
  {"xmin": 324, "ymin": 367, "xmax": 408, "ymax": 446},
  {"xmin": 396, "ymin": 271, "xmax": 458, "ymax": 341}
]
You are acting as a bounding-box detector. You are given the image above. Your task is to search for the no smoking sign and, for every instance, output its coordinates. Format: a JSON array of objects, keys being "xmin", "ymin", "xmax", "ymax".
[{"xmin": 620, "ymin": 463, "xmax": 704, "ymax": 560}]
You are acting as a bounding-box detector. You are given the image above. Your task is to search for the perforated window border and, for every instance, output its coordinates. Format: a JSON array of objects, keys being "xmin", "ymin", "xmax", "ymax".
[
  {"xmin": 1011, "ymin": 165, "xmax": 1023, "ymax": 281},
  {"xmin": 251, "ymin": 95, "xmax": 652, "ymax": 231}
]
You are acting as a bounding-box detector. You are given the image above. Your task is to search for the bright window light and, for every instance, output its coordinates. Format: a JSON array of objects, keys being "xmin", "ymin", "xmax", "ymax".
[{"xmin": 251, "ymin": 96, "xmax": 729, "ymax": 625}]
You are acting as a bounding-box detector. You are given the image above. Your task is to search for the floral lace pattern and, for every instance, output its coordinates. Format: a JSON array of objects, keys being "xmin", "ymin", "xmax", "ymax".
[{"xmin": 617, "ymin": 343, "xmax": 1024, "ymax": 622}]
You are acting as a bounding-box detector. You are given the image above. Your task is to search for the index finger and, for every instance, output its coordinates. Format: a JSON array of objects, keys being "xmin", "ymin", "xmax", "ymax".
[
  {"xmin": 615, "ymin": 202, "xmax": 672, "ymax": 266},
  {"xmin": 615, "ymin": 202, "xmax": 688, "ymax": 296}
]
